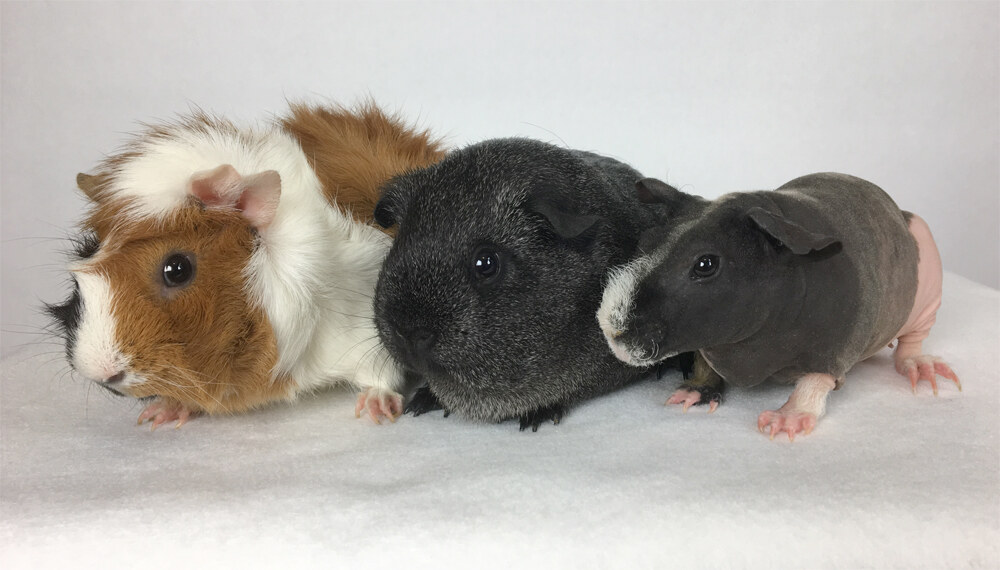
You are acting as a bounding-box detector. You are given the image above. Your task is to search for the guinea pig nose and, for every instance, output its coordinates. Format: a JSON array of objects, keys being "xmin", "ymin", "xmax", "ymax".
[
  {"xmin": 103, "ymin": 372, "xmax": 125, "ymax": 384},
  {"xmin": 410, "ymin": 328, "xmax": 437, "ymax": 352}
]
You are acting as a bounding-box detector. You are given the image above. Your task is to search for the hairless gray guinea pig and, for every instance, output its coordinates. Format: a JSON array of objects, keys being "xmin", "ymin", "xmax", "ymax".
[
  {"xmin": 598, "ymin": 173, "xmax": 960, "ymax": 440},
  {"xmin": 372, "ymin": 138, "xmax": 702, "ymax": 430}
]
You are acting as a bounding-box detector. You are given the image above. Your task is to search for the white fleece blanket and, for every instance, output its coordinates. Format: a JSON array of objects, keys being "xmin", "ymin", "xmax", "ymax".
[{"xmin": 1, "ymin": 272, "xmax": 997, "ymax": 569}]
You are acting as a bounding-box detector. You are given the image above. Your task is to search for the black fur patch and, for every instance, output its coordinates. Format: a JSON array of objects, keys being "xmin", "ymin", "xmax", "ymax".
[
  {"xmin": 45, "ymin": 277, "xmax": 82, "ymax": 361},
  {"xmin": 72, "ymin": 232, "xmax": 100, "ymax": 260}
]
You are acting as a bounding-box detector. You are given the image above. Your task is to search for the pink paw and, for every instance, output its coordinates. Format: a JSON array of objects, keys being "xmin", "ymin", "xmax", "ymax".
[
  {"xmin": 757, "ymin": 410, "xmax": 816, "ymax": 442},
  {"xmin": 896, "ymin": 355, "xmax": 961, "ymax": 396},
  {"xmin": 137, "ymin": 400, "xmax": 196, "ymax": 431},
  {"xmin": 354, "ymin": 388, "xmax": 403, "ymax": 424},
  {"xmin": 666, "ymin": 389, "xmax": 719, "ymax": 413}
]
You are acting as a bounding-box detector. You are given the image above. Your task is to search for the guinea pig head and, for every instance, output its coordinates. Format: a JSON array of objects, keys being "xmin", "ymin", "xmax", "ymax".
[
  {"xmin": 599, "ymin": 184, "xmax": 842, "ymax": 367},
  {"xmin": 48, "ymin": 165, "xmax": 290, "ymax": 413},
  {"xmin": 372, "ymin": 142, "xmax": 614, "ymax": 422}
]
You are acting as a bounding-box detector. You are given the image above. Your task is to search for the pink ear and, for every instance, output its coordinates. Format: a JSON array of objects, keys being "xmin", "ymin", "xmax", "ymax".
[
  {"xmin": 189, "ymin": 164, "xmax": 243, "ymax": 206},
  {"xmin": 236, "ymin": 170, "xmax": 281, "ymax": 230},
  {"xmin": 188, "ymin": 165, "xmax": 281, "ymax": 230}
]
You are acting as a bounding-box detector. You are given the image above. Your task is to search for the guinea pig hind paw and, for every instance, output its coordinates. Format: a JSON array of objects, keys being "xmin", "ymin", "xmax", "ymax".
[
  {"xmin": 898, "ymin": 356, "xmax": 961, "ymax": 396},
  {"xmin": 355, "ymin": 388, "xmax": 404, "ymax": 424}
]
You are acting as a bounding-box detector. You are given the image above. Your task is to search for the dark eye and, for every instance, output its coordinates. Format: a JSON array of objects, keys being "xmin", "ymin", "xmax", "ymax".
[
  {"xmin": 692, "ymin": 255, "xmax": 719, "ymax": 279},
  {"xmin": 473, "ymin": 248, "xmax": 501, "ymax": 280},
  {"xmin": 162, "ymin": 253, "xmax": 195, "ymax": 288}
]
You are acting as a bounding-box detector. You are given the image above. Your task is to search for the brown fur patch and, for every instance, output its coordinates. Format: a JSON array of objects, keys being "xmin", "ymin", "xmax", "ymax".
[
  {"xmin": 78, "ymin": 203, "xmax": 290, "ymax": 414},
  {"xmin": 282, "ymin": 101, "xmax": 446, "ymax": 230}
]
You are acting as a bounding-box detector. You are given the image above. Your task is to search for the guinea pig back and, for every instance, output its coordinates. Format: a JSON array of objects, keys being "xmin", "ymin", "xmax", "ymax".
[
  {"xmin": 372, "ymin": 138, "xmax": 697, "ymax": 428},
  {"xmin": 48, "ymin": 103, "xmax": 445, "ymax": 427}
]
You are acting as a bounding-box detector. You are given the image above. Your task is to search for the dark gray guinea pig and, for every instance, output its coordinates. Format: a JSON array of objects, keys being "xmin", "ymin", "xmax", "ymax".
[
  {"xmin": 372, "ymin": 138, "xmax": 703, "ymax": 430},
  {"xmin": 598, "ymin": 173, "xmax": 960, "ymax": 441}
]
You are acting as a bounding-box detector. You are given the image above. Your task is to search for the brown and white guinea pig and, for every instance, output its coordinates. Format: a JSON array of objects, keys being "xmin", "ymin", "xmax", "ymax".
[{"xmin": 47, "ymin": 102, "xmax": 446, "ymax": 429}]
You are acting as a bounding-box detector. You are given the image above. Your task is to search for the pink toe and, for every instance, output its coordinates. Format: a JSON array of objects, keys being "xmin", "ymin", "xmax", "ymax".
[
  {"xmin": 935, "ymin": 362, "xmax": 962, "ymax": 390},
  {"xmin": 366, "ymin": 397, "xmax": 381, "ymax": 424},
  {"xmin": 907, "ymin": 366, "xmax": 919, "ymax": 393},
  {"xmin": 354, "ymin": 393, "xmax": 366, "ymax": 418}
]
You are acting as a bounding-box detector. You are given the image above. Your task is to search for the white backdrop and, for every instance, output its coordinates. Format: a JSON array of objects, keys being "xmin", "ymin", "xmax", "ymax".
[{"xmin": 2, "ymin": 1, "xmax": 998, "ymax": 356}]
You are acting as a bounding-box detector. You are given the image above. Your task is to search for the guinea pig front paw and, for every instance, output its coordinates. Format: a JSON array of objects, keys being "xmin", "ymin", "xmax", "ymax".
[
  {"xmin": 518, "ymin": 404, "xmax": 565, "ymax": 432},
  {"xmin": 403, "ymin": 385, "xmax": 450, "ymax": 418},
  {"xmin": 666, "ymin": 386, "xmax": 723, "ymax": 413},
  {"xmin": 756, "ymin": 410, "xmax": 816, "ymax": 442},
  {"xmin": 137, "ymin": 399, "xmax": 196, "ymax": 431},
  {"xmin": 895, "ymin": 355, "xmax": 962, "ymax": 396},
  {"xmin": 354, "ymin": 387, "xmax": 404, "ymax": 424}
]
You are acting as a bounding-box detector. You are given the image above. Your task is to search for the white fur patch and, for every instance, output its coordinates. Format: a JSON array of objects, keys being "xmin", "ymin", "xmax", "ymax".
[
  {"xmin": 597, "ymin": 256, "xmax": 658, "ymax": 366},
  {"xmin": 71, "ymin": 272, "xmax": 131, "ymax": 383},
  {"xmin": 780, "ymin": 373, "xmax": 838, "ymax": 417}
]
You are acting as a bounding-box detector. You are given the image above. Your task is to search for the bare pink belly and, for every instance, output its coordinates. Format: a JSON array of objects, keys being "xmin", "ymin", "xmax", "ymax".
[{"xmin": 895, "ymin": 214, "xmax": 943, "ymax": 344}]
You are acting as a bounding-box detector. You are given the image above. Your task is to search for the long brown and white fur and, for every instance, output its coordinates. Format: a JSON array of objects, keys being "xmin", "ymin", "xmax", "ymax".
[{"xmin": 53, "ymin": 102, "xmax": 445, "ymax": 428}]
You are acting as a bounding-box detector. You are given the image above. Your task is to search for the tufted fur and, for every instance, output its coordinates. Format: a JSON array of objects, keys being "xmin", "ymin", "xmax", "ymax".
[{"xmin": 49, "ymin": 103, "xmax": 445, "ymax": 417}]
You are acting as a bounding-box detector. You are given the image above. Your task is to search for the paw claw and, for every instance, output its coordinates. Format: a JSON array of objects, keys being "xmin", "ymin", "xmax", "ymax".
[{"xmin": 897, "ymin": 355, "xmax": 960, "ymax": 395}]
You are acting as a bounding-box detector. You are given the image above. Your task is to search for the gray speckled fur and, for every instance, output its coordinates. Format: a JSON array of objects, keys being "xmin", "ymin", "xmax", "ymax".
[
  {"xmin": 372, "ymin": 138, "xmax": 701, "ymax": 422},
  {"xmin": 621, "ymin": 172, "xmax": 918, "ymax": 387}
]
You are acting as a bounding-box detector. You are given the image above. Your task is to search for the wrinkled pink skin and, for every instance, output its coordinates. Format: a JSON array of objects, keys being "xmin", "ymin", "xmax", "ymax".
[
  {"xmin": 757, "ymin": 214, "xmax": 960, "ymax": 441},
  {"xmin": 890, "ymin": 215, "xmax": 961, "ymax": 395}
]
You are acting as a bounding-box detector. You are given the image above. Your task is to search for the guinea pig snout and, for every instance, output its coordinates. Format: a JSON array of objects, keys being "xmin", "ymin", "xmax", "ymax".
[
  {"xmin": 408, "ymin": 328, "xmax": 437, "ymax": 353},
  {"xmin": 387, "ymin": 326, "xmax": 440, "ymax": 372},
  {"xmin": 399, "ymin": 327, "xmax": 437, "ymax": 356}
]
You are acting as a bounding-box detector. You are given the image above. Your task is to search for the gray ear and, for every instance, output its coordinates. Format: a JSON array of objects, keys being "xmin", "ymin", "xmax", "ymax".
[
  {"xmin": 526, "ymin": 186, "xmax": 599, "ymax": 239},
  {"xmin": 635, "ymin": 178, "xmax": 681, "ymax": 204},
  {"xmin": 746, "ymin": 206, "xmax": 840, "ymax": 255},
  {"xmin": 374, "ymin": 175, "xmax": 418, "ymax": 229}
]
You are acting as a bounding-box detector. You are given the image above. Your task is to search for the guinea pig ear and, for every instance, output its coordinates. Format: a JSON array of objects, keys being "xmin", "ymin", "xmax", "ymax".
[
  {"xmin": 373, "ymin": 178, "xmax": 415, "ymax": 229},
  {"xmin": 189, "ymin": 164, "xmax": 281, "ymax": 230},
  {"xmin": 76, "ymin": 172, "xmax": 104, "ymax": 201},
  {"xmin": 526, "ymin": 186, "xmax": 600, "ymax": 239},
  {"xmin": 746, "ymin": 206, "xmax": 841, "ymax": 256},
  {"xmin": 635, "ymin": 178, "xmax": 681, "ymax": 204}
]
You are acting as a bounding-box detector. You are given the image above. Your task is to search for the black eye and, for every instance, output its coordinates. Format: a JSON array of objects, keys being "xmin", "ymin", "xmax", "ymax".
[
  {"xmin": 692, "ymin": 255, "xmax": 719, "ymax": 279},
  {"xmin": 162, "ymin": 253, "xmax": 195, "ymax": 288},
  {"xmin": 473, "ymin": 248, "xmax": 501, "ymax": 280}
]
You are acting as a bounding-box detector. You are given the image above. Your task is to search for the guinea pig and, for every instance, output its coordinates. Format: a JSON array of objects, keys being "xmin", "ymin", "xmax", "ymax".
[
  {"xmin": 46, "ymin": 102, "xmax": 446, "ymax": 429},
  {"xmin": 371, "ymin": 138, "xmax": 703, "ymax": 430},
  {"xmin": 598, "ymin": 173, "xmax": 961, "ymax": 440}
]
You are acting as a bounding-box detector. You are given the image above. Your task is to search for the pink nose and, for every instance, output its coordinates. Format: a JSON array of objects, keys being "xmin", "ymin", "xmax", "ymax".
[{"xmin": 103, "ymin": 372, "xmax": 125, "ymax": 384}]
